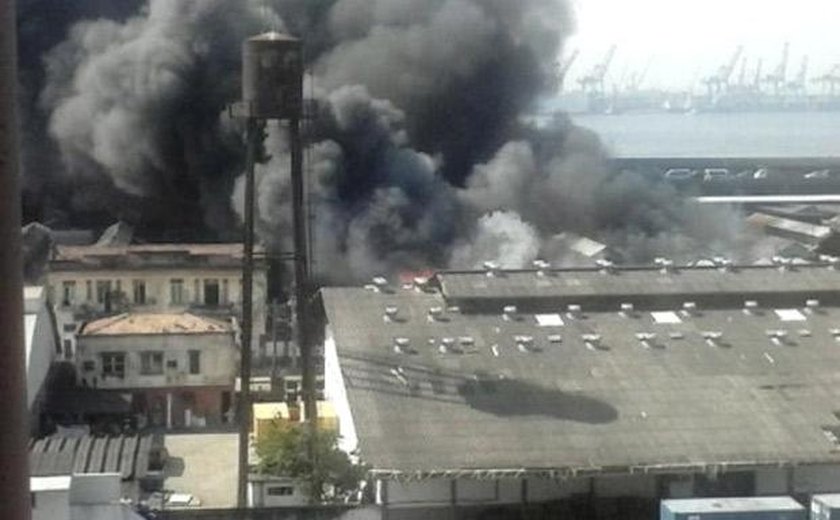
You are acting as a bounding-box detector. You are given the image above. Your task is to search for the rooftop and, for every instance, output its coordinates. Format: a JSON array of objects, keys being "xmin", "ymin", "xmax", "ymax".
[
  {"xmin": 81, "ymin": 313, "xmax": 231, "ymax": 336},
  {"xmin": 50, "ymin": 243, "xmax": 265, "ymax": 271},
  {"xmin": 29, "ymin": 434, "xmax": 154, "ymax": 481},
  {"xmin": 322, "ymin": 264, "xmax": 840, "ymax": 478}
]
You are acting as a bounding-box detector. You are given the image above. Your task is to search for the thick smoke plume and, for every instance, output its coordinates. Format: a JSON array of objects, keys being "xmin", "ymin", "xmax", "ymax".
[{"xmin": 25, "ymin": 0, "xmax": 745, "ymax": 282}]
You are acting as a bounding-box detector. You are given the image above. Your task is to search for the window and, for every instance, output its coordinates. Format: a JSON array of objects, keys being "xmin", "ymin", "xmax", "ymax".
[
  {"xmin": 166, "ymin": 359, "xmax": 178, "ymax": 369},
  {"xmin": 82, "ymin": 360, "xmax": 95, "ymax": 372},
  {"xmin": 194, "ymin": 279, "xmax": 200, "ymax": 303},
  {"xmin": 61, "ymin": 281, "xmax": 76, "ymax": 306},
  {"xmin": 204, "ymin": 279, "xmax": 220, "ymax": 306},
  {"xmin": 96, "ymin": 280, "xmax": 112, "ymax": 304},
  {"xmin": 222, "ymin": 279, "xmax": 229, "ymax": 304},
  {"xmin": 133, "ymin": 280, "xmax": 146, "ymax": 305},
  {"xmin": 266, "ymin": 486, "xmax": 294, "ymax": 496},
  {"xmin": 188, "ymin": 350, "xmax": 201, "ymax": 374},
  {"xmin": 62, "ymin": 323, "xmax": 76, "ymax": 333},
  {"xmin": 140, "ymin": 352, "xmax": 164, "ymax": 375},
  {"xmin": 101, "ymin": 353, "xmax": 126, "ymax": 379},
  {"xmin": 170, "ymin": 279, "xmax": 184, "ymax": 304},
  {"xmin": 86, "ymin": 281, "xmax": 92, "ymax": 302}
]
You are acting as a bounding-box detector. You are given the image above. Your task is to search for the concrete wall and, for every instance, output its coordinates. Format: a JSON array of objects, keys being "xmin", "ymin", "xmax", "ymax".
[
  {"xmin": 324, "ymin": 331, "xmax": 359, "ymax": 455},
  {"xmin": 76, "ymin": 331, "xmax": 237, "ymax": 389},
  {"xmin": 249, "ymin": 479, "xmax": 308, "ymax": 508},
  {"xmin": 32, "ymin": 489, "xmax": 70, "ymax": 520},
  {"xmin": 794, "ymin": 465, "xmax": 840, "ymax": 494},
  {"xmin": 25, "ymin": 297, "xmax": 57, "ymax": 409}
]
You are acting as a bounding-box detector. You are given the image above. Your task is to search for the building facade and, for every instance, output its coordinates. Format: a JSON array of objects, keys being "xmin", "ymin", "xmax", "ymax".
[
  {"xmin": 47, "ymin": 244, "xmax": 268, "ymax": 358},
  {"xmin": 77, "ymin": 313, "xmax": 237, "ymax": 429}
]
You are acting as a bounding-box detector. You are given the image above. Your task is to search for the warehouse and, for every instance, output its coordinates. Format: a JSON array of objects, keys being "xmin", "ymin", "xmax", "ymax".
[{"xmin": 322, "ymin": 261, "xmax": 840, "ymax": 519}]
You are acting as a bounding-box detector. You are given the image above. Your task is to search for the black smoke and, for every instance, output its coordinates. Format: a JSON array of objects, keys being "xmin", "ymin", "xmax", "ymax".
[{"xmin": 21, "ymin": 0, "xmax": 744, "ymax": 282}]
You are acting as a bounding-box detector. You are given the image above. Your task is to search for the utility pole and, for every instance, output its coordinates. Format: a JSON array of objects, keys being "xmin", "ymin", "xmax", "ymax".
[{"xmin": 0, "ymin": 0, "xmax": 33, "ymax": 518}]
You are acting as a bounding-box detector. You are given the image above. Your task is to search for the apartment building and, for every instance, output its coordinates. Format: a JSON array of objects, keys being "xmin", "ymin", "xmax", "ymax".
[
  {"xmin": 76, "ymin": 313, "xmax": 237, "ymax": 428},
  {"xmin": 47, "ymin": 243, "xmax": 268, "ymax": 357}
]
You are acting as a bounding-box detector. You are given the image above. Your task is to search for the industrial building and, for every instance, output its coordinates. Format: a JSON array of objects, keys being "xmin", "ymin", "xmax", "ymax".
[
  {"xmin": 76, "ymin": 313, "xmax": 238, "ymax": 429},
  {"xmin": 322, "ymin": 262, "xmax": 840, "ymax": 519}
]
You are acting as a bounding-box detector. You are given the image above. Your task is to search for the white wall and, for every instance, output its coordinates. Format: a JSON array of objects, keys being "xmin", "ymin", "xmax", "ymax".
[
  {"xmin": 25, "ymin": 287, "xmax": 58, "ymax": 409},
  {"xmin": 77, "ymin": 332, "xmax": 236, "ymax": 389},
  {"xmin": 249, "ymin": 479, "xmax": 307, "ymax": 508},
  {"xmin": 324, "ymin": 330, "xmax": 359, "ymax": 455},
  {"xmin": 32, "ymin": 489, "xmax": 70, "ymax": 520}
]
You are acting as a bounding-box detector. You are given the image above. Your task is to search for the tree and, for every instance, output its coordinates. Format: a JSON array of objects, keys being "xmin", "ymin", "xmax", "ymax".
[{"xmin": 255, "ymin": 423, "xmax": 367, "ymax": 503}]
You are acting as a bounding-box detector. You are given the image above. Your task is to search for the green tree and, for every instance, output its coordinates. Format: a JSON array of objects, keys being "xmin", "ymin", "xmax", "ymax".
[{"xmin": 255, "ymin": 423, "xmax": 367, "ymax": 503}]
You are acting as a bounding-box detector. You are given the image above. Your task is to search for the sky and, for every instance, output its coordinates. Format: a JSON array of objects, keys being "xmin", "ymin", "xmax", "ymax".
[{"xmin": 564, "ymin": 0, "xmax": 840, "ymax": 91}]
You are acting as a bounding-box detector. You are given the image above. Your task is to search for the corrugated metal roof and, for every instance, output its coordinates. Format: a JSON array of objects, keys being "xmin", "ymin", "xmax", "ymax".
[
  {"xmin": 30, "ymin": 435, "xmax": 151, "ymax": 479},
  {"xmin": 321, "ymin": 266, "xmax": 840, "ymax": 476},
  {"xmin": 81, "ymin": 313, "xmax": 231, "ymax": 336}
]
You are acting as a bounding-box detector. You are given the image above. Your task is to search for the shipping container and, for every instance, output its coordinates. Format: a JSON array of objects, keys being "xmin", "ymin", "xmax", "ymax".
[
  {"xmin": 661, "ymin": 496, "xmax": 805, "ymax": 520},
  {"xmin": 811, "ymin": 494, "xmax": 840, "ymax": 520}
]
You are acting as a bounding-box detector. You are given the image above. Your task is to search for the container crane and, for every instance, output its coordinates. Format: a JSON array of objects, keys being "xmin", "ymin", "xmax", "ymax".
[
  {"xmin": 813, "ymin": 64, "xmax": 840, "ymax": 97},
  {"xmin": 764, "ymin": 42, "xmax": 790, "ymax": 95},
  {"xmin": 556, "ymin": 48, "xmax": 579, "ymax": 93},
  {"xmin": 579, "ymin": 44, "xmax": 617, "ymax": 98},
  {"xmin": 787, "ymin": 55, "xmax": 809, "ymax": 96},
  {"xmin": 702, "ymin": 45, "xmax": 743, "ymax": 95}
]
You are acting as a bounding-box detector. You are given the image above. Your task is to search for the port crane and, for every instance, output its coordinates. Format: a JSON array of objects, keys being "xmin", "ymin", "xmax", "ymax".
[
  {"xmin": 813, "ymin": 64, "xmax": 840, "ymax": 96},
  {"xmin": 702, "ymin": 45, "xmax": 743, "ymax": 95},
  {"xmin": 556, "ymin": 48, "xmax": 579, "ymax": 93},
  {"xmin": 579, "ymin": 44, "xmax": 617, "ymax": 98},
  {"xmin": 787, "ymin": 56, "xmax": 809, "ymax": 96},
  {"xmin": 763, "ymin": 42, "xmax": 790, "ymax": 95}
]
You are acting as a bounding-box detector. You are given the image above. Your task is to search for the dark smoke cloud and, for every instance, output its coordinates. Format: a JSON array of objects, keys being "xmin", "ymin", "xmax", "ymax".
[{"xmin": 24, "ymin": 0, "xmax": 746, "ymax": 282}]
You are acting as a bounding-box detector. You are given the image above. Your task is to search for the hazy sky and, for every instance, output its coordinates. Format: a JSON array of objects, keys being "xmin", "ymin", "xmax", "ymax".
[{"xmin": 565, "ymin": 0, "xmax": 840, "ymax": 91}]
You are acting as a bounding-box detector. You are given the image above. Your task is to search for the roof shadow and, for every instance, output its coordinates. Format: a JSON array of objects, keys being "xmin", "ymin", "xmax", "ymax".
[{"xmin": 458, "ymin": 378, "xmax": 618, "ymax": 424}]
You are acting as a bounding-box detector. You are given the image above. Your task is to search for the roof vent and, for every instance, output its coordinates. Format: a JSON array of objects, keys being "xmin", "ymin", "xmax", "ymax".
[
  {"xmin": 372, "ymin": 276, "xmax": 389, "ymax": 290},
  {"xmin": 772, "ymin": 256, "xmax": 792, "ymax": 271},
  {"xmin": 515, "ymin": 335, "xmax": 535, "ymax": 353},
  {"xmin": 635, "ymin": 332, "xmax": 657, "ymax": 349},
  {"xmin": 655, "ymin": 257, "xmax": 675, "ymax": 273},
  {"xmin": 701, "ymin": 331, "xmax": 723, "ymax": 347},
  {"xmin": 502, "ymin": 305, "xmax": 518, "ymax": 321},
  {"xmin": 384, "ymin": 306, "xmax": 399, "ymax": 323},
  {"xmin": 548, "ymin": 334, "xmax": 562, "ymax": 344},
  {"xmin": 439, "ymin": 337, "xmax": 456, "ymax": 354},
  {"xmin": 766, "ymin": 329, "xmax": 789, "ymax": 346},
  {"xmin": 483, "ymin": 261, "xmax": 501, "ymax": 278},
  {"xmin": 619, "ymin": 302, "xmax": 635, "ymax": 318},
  {"xmin": 393, "ymin": 337, "xmax": 411, "ymax": 354},
  {"xmin": 743, "ymin": 300, "xmax": 759, "ymax": 315},
  {"xmin": 459, "ymin": 336, "xmax": 475, "ymax": 348},
  {"xmin": 799, "ymin": 329, "xmax": 812, "ymax": 337},
  {"xmin": 830, "ymin": 328, "xmax": 840, "ymax": 340},
  {"xmin": 596, "ymin": 259, "xmax": 615, "ymax": 274},
  {"xmin": 681, "ymin": 301, "xmax": 698, "ymax": 317},
  {"xmin": 364, "ymin": 284, "xmax": 380, "ymax": 293},
  {"xmin": 669, "ymin": 331, "xmax": 685, "ymax": 340},
  {"xmin": 490, "ymin": 344, "xmax": 500, "ymax": 357},
  {"xmin": 805, "ymin": 299, "xmax": 821, "ymax": 313},
  {"xmin": 713, "ymin": 257, "xmax": 734, "ymax": 272},
  {"xmin": 428, "ymin": 306, "xmax": 444, "ymax": 322},
  {"xmin": 533, "ymin": 259, "xmax": 551, "ymax": 277},
  {"xmin": 582, "ymin": 334, "xmax": 602, "ymax": 351},
  {"xmin": 567, "ymin": 304, "xmax": 582, "ymax": 319}
]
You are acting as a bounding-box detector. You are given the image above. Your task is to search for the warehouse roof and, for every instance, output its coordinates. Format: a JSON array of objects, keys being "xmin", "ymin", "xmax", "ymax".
[
  {"xmin": 322, "ymin": 263, "xmax": 840, "ymax": 479},
  {"xmin": 81, "ymin": 313, "xmax": 231, "ymax": 336},
  {"xmin": 436, "ymin": 262, "xmax": 840, "ymax": 311}
]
